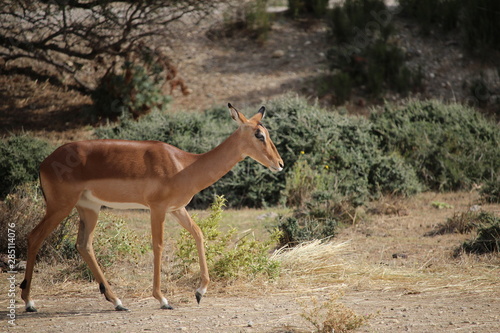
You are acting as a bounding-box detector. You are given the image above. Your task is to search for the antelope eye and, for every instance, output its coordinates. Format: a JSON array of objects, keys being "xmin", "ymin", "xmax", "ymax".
[{"xmin": 255, "ymin": 130, "xmax": 265, "ymax": 142}]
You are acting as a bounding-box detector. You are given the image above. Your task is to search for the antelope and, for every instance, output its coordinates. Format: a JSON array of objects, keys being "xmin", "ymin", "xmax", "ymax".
[{"xmin": 20, "ymin": 104, "xmax": 283, "ymax": 312}]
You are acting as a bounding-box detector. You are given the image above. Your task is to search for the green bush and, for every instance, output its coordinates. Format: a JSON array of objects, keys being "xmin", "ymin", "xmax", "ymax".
[
  {"xmin": 326, "ymin": 0, "xmax": 421, "ymax": 98},
  {"xmin": 0, "ymin": 135, "xmax": 54, "ymax": 198},
  {"xmin": 96, "ymin": 107, "xmax": 278, "ymax": 208},
  {"xmin": 480, "ymin": 178, "xmax": 500, "ymax": 203},
  {"xmin": 371, "ymin": 100, "xmax": 500, "ymax": 191},
  {"xmin": 368, "ymin": 154, "xmax": 422, "ymax": 197},
  {"xmin": 458, "ymin": 212, "xmax": 500, "ymax": 255},
  {"xmin": 288, "ymin": 0, "xmax": 329, "ymax": 18},
  {"xmin": 461, "ymin": 0, "xmax": 500, "ymax": 53},
  {"xmin": 275, "ymin": 214, "xmax": 338, "ymax": 248},
  {"xmin": 91, "ymin": 60, "xmax": 171, "ymax": 120},
  {"xmin": 328, "ymin": 0, "xmax": 390, "ymax": 44},
  {"xmin": 97, "ymin": 95, "xmax": 425, "ymax": 208},
  {"xmin": 398, "ymin": 0, "xmax": 461, "ymax": 34},
  {"xmin": 59, "ymin": 211, "xmax": 151, "ymax": 281},
  {"xmin": 398, "ymin": 0, "xmax": 500, "ymax": 53},
  {"xmin": 175, "ymin": 196, "xmax": 280, "ymax": 281},
  {"xmin": 331, "ymin": 72, "xmax": 353, "ymax": 105}
]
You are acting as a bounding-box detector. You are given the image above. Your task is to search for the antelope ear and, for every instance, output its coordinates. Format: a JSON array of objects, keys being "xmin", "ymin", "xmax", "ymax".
[
  {"xmin": 251, "ymin": 106, "xmax": 266, "ymax": 122},
  {"xmin": 228, "ymin": 103, "xmax": 248, "ymax": 125}
]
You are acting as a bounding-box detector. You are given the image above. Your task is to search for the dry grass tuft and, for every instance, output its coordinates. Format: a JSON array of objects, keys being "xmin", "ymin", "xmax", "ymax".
[
  {"xmin": 299, "ymin": 293, "xmax": 372, "ymax": 333},
  {"xmin": 273, "ymin": 239, "xmax": 349, "ymax": 275}
]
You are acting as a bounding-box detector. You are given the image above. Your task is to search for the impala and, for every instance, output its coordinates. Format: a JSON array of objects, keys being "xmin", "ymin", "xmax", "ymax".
[{"xmin": 20, "ymin": 104, "xmax": 283, "ymax": 312}]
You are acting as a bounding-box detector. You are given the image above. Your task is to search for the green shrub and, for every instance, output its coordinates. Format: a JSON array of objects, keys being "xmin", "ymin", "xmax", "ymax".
[
  {"xmin": 368, "ymin": 154, "xmax": 422, "ymax": 197},
  {"xmin": 245, "ymin": 0, "xmax": 273, "ymax": 42},
  {"xmin": 398, "ymin": 0, "xmax": 500, "ymax": 53},
  {"xmin": 457, "ymin": 212, "xmax": 500, "ymax": 255},
  {"xmin": 328, "ymin": 0, "xmax": 390, "ymax": 44},
  {"xmin": 480, "ymin": 178, "xmax": 500, "ymax": 203},
  {"xmin": 288, "ymin": 0, "xmax": 329, "ymax": 18},
  {"xmin": 371, "ymin": 100, "xmax": 500, "ymax": 191},
  {"xmin": 175, "ymin": 196, "xmax": 280, "ymax": 281},
  {"xmin": 326, "ymin": 1, "xmax": 421, "ymax": 98},
  {"xmin": 275, "ymin": 214, "xmax": 338, "ymax": 248},
  {"xmin": 96, "ymin": 107, "xmax": 278, "ymax": 208},
  {"xmin": 97, "ymin": 95, "xmax": 425, "ymax": 208},
  {"xmin": 0, "ymin": 135, "xmax": 54, "ymax": 198},
  {"xmin": 398, "ymin": 0, "xmax": 461, "ymax": 34},
  {"xmin": 91, "ymin": 60, "xmax": 171, "ymax": 120},
  {"xmin": 459, "ymin": 0, "xmax": 500, "ymax": 53},
  {"xmin": 425, "ymin": 211, "xmax": 482, "ymax": 236},
  {"xmin": 59, "ymin": 211, "xmax": 151, "ymax": 281},
  {"xmin": 331, "ymin": 72, "xmax": 353, "ymax": 105}
]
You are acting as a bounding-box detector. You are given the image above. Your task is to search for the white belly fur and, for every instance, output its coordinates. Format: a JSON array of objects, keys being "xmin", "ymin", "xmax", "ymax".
[{"xmin": 77, "ymin": 190, "xmax": 150, "ymax": 211}]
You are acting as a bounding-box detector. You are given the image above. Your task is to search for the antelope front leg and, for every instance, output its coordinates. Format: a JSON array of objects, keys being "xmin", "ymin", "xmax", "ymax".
[
  {"xmin": 150, "ymin": 206, "xmax": 172, "ymax": 310},
  {"xmin": 170, "ymin": 208, "xmax": 210, "ymax": 304}
]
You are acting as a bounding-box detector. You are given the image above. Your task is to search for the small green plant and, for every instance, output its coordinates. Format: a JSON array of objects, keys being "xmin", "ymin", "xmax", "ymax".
[
  {"xmin": 456, "ymin": 212, "xmax": 500, "ymax": 255},
  {"xmin": 398, "ymin": 0, "xmax": 461, "ymax": 34},
  {"xmin": 431, "ymin": 201, "xmax": 454, "ymax": 210},
  {"xmin": 175, "ymin": 195, "xmax": 281, "ymax": 281},
  {"xmin": 288, "ymin": 0, "xmax": 329, "ymax": 18},
  {"xmin": 331, "ymin": 71, "xmax": 353, "ymax": 105},
  {"xmin": 245, "ymin": 0, "xmax": 273, "ymax": 42},
  {"xmin": 326, "ymin": 1, "xmax": 422, "ymax": 98},
  {"xmin": 425, "ymin": 211, "xmax": 482, "ymax": 237},
  {"xmin": 0, "ymin": 135, "xmax": 54, "ymax": 198},
  {"xmin": 480, "ymin": 178, "xmax": 500, "ymax": 203},
  {"xmin": 91, "ymin": 56, "xmax": 171, "ymax": 120},
  {"xmin": 59, "ymin": 211, "xmax": 151, "ymax": 281},
  {"xmin": 300, "ymin": 293, "xmax": 371, "ymax": 333}
]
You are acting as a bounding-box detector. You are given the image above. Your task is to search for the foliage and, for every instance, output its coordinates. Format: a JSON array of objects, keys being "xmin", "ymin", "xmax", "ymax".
[
  {"xmin": 244, "ymin": 0, "xmax": 273, "ymax": 42},
  {"xmin": 213, "ymin": 0, "xmax": 273, "ymax": 42},
  {"xmin": 330, "ymin": 72, "xmax": 353, "ymax": 105},
  {"xmin": 0, "ymin": 135, "xmax": 54, "ymax": 199},
  {"xmin": 325, "ymin": 0, "xmax": 421, "ymax": 100},
  {"xmin": 371, "ymin": 100, "xmax": 500, "ymax": 191},
  {"xmin": 175, "ymin": 196, "xmax": 281, "ymax": 281},
  {"xmin": 300, "ymin": 294, "xmax": 371, "ymax": 333},
  {"xmin": 425, "ymin": 211, "xmax": 483, "ymax": 236},
  {"xmin": 368, "ymin": 154, "xmax": 422, "ymax": 197},
  {"xmin": 97, "ymin": 95, "xmax": 426, "ymax": 208},
  {"xmin": 287, "ymin": 0, "xmax": 329, "ymax": 18},
  {"xmin": 461, "ymin": 0, "xmax": 500, "ymax": 53},
  {"xmin": 91, "ymin": 60, "xmax": 171, "ymax": 120},
  {"xmin": 398, "ymin": 0, "xmax": 461, "ymax": 34},
  {"xmin": 328, "ymin": 0, "xmax": 390, "ymax": 44},
  {"xmin": 95, "ymin": 107, "xmax": 280, "ymax": 208},
  {"xmin": 457, "ymin": 212, "xmax": 500, "ymax": 255},
  {"xmin": 0, "ymin": 182, "xmax": 78, "ymax": 260},
  {"xmin": 480, "ymin": 178, "xmax": 500, "ymax": 203},
  {"xmin": 398, "ymin": 0, "xmax": 500, "ymax": 53},
  {"xmin": 59, "ymin": 211, "xmax": 151, "ymax": 281}
]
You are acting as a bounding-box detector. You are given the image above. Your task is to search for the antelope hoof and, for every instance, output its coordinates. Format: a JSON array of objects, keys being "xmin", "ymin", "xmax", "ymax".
[
  {"xmin": 115, "ymin": 305, "xmax": 129, "ymax": 311},
  {"xmin": 161, "ymin": 304, "xmax": 174, "ymax": 310},
  {"xmin": 195, "ymin": 291, "xmax": 203, "ymax": 304},
  {"xmin": 26, "ymin": 306, "xmax": 38, "ymax": 313}
]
